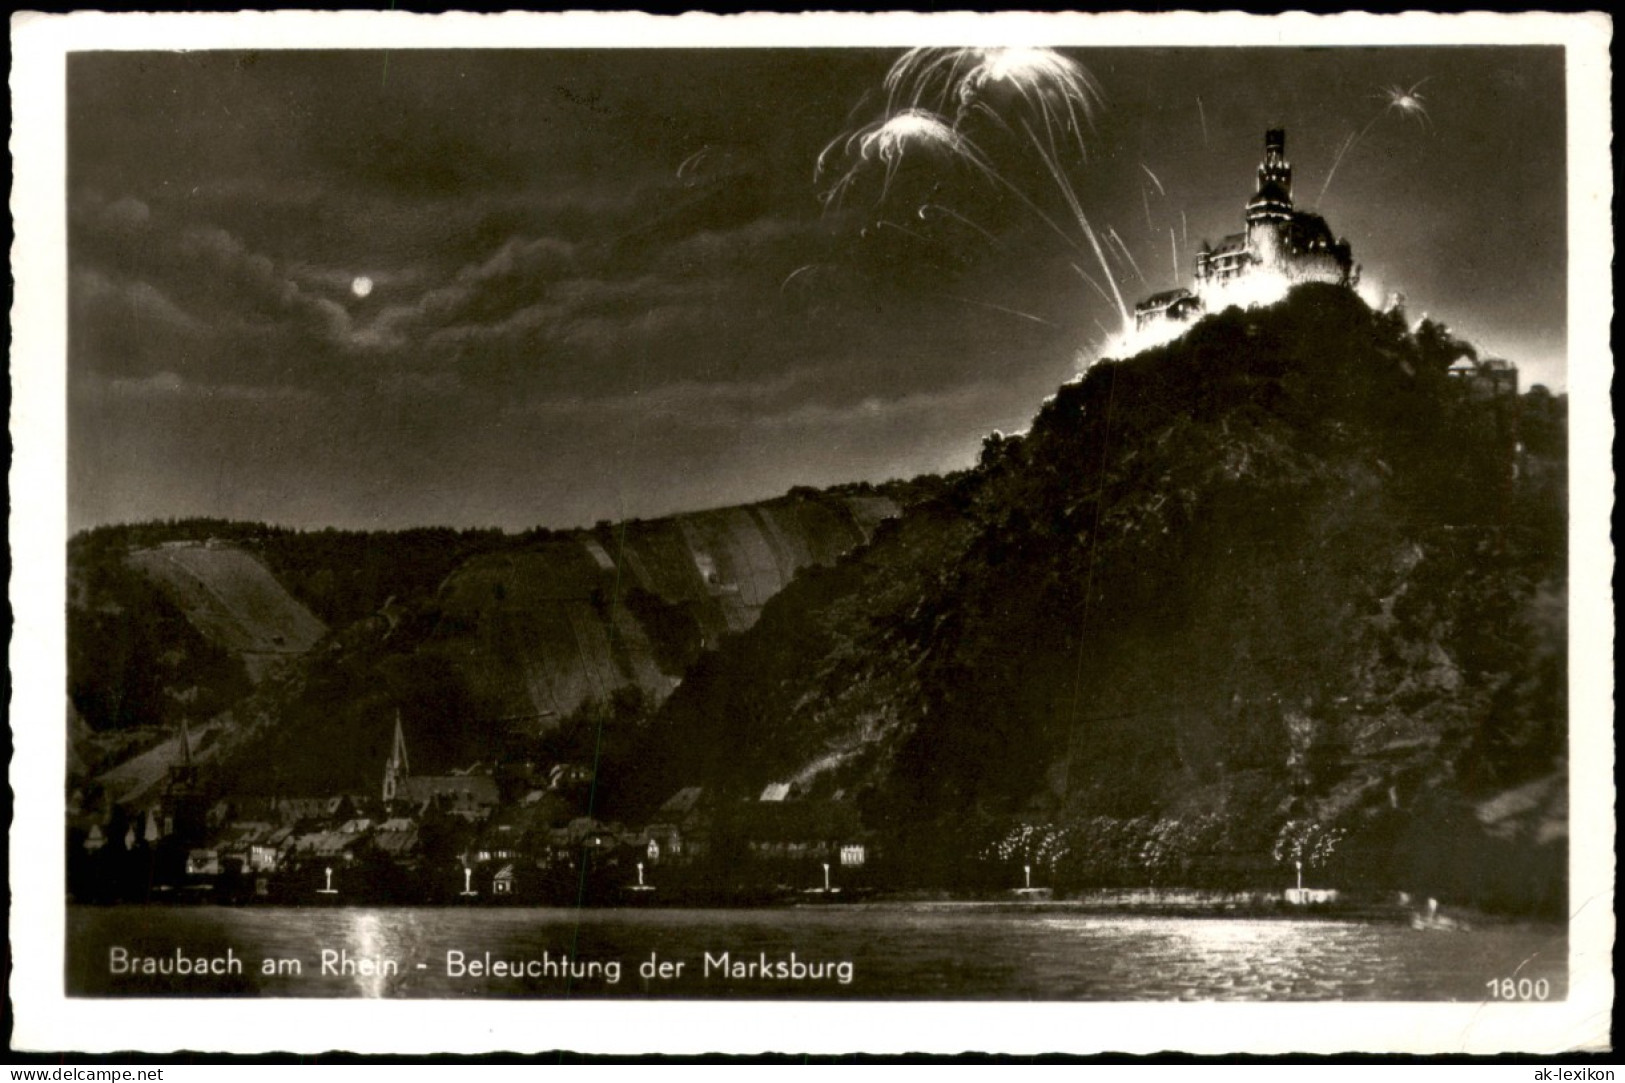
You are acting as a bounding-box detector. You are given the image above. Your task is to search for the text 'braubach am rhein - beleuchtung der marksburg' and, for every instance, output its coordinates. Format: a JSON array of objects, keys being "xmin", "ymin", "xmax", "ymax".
[{"xmin": 107, "ymin": 944, "xmax": 856, "ymax": 986}]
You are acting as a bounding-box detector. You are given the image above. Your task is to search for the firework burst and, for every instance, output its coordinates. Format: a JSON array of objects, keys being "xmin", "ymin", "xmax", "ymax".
[
  {"xmin": 882, "ymin": 48, "xmax": 1102, "ymax": 154},
  {"xmin": 1316, "ymin": 78, "xmax": 1432, "ymax": 207},
  {"xmin": 880, "ymin": 47, "xmax": 982, "ymax": 114},
  {"xmin": 955, "ymin": 47, "xmax": 1102, "ymax": 163},
  {"xmin": 817, "ymin": 109, "xmax": 989, "ymax": 207},
  {"xmin": 820, "ymin": 46, "xmax": 1128, "ymax": 327},
  {"xmin": 821, "ymin": 108, "xmax": 1102, "ymax": 289},
  {"xmin": 1380, "ymin": 79, "xmax": 1432, "ymax": 126}
]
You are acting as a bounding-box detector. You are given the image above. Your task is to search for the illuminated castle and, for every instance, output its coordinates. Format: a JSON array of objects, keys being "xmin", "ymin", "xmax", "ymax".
[{"xmin": 1135, "ymin": 129, "xmax": 1357, "ymax": 335}]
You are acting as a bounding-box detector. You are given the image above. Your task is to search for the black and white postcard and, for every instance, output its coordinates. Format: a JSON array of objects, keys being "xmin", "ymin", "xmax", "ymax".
[{"xmin": 9, "ymin": 10, "xmax": 1614, "ymax": 1056}]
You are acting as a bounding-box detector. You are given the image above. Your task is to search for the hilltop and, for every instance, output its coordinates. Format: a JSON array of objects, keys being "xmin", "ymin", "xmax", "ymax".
[{"xmin": 619, "ymin": 284, "xmax": 1566, "ymax": 914}]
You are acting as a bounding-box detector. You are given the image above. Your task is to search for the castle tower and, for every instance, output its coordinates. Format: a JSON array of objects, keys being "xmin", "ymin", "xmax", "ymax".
[
  {"xmin": 1246, "ymin": 128, "xmax": 1294, "ymax": 269},
  {"xmin": 383, "ymin": 713, "xmax": 411, "ymax": 803}
]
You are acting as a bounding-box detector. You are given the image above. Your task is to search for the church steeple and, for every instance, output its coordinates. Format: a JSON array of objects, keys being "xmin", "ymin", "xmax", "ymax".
[
  {"xmin": 383, "ymin": 713, "xmax": 410, "ymax": 803},
  {"xmin": 169, "ymin": 715, "xmax": 199, "ymax": 790}
]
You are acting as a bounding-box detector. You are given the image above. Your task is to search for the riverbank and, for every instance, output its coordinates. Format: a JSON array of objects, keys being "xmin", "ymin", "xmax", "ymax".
[
  {"xmin": 865, "ymin": 883, "xmax": 1556, "ymax": 928},
  {"xmin": 72, "ymin": 884, "xmax": 1523, "ymax": 926}
]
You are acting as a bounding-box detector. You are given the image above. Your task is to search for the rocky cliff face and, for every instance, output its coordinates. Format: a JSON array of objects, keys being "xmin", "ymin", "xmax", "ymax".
[
  {"xmin": 623, "ymin": 286, "xmax": 1567, "ymax": 913},
  {"xmin": 71, "ymin": 487, "xmax": 907, "ymax": 801},
  {"xmin": 430, "ymin": 493, "xmax": 901, "ymax": 724},
  {"xmin": 124, "ymin": 543, "xmax": 328, "ymax": 681}
]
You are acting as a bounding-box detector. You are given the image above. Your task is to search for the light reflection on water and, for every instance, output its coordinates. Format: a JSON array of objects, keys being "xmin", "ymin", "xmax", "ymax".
[{"xmin": 68, "ymin": 905, "xmax": 1567, "ymax": 1002}]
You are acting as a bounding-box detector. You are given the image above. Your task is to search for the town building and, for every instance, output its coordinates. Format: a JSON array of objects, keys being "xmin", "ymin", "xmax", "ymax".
[
  {"xmin": 654, "ymin": 786, "xmax": 714, "ymax": 860},
  {"xmin": 372, "ymin": 817, "xmax": 422, "ymax": 865},
  {"xmin": 737, "ymin": 800, "xmax": 868, "ymax": 866},
  {"xmin": 1448, "ymin": 356, "xmax": 1520, "ymax": 398}
]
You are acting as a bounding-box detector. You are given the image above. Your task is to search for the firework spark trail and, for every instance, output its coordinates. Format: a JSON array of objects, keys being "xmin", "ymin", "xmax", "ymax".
[
  {"xmin": 875, "ymin": 218, "xmax": 936, "ymax": 246},
  {"xmin": 882, "ymin": 47, "xmax": 1102, "ymax": 165},
  {"xmin": 1197, "ymin": 96, "xmax": 1209, "ymax": 145},
  {"xmin": 1315, "ymin": 128, "xmax": 1370, "ymax": 209},
  {"xmin": 936, "ymin": 293, "xmax": 1057, "ymax": 327},
  {"xmin": 1139, "ymin": 163, "xmax": 1166, "ymax": 195},
  {"xmin": 1106, "ymin": 226, "xmax": 1146, "ymax": 283},
  {"xmin": 958, "ymin": 51, "xmax": 1097, "ymax": 156},
  {"xmin": 882, "ymin": 48, "xmax": 981, "ymax": 114},
  {"xmin": 1071, "ymin": 263, "xmax": 1118, "ymax": 311},
  {"xmin": 1181, "ymin": 209, "xmax": 1189, "ymax": 248},
  {"xmin": 823, "ymin": 47, "xmax": 1129, "ymax": 326},
  {"xmin": 676, "ymin": 146, "xmax": 710, "ymax": 180},
  {"xmin": 993, "ymin": 167, "xmax": 1103, "ymax": 276},
  {"xmin": 1104, "ymin": 227, "xmax": 1128, "ymax": 267},
  {"xmin": 1141, "ymin": 186, "xmax": 1155, "ymax": 232},
  {"xmin": 1316, "ymin": 79, "xmax": 1432, "ymax": 207},
  {"xmin": 957, "ymin": 48, "xmax": 1102, "ymax": 163},
  {"xmin": 918, "ymin": 203, "xmax": 1004, "ymax": 247},
  {"xmin": 955, "ymin": 50, "xmax": 1124, "ymax": 318},
  {"xmin": 1016, "ymin": 117, "xmax": 1129, "ymax": 325},
  {"xmin": 785, "ymin": 261, "xmax": 1051, "ymax": 331},
  {"xmin": 1170, "ymin": 227, "xmax": 1179, "ymax": 284},
  {"xmin": 899, "ymin": 105, "xmax": 1127, "ymax": 324},
  {"xmin": 818, "ymin": 108, "xmax": 1089, "ymax": 274},
  {"xmin": 779, "ymin": 264, "xmax": 820, "ymax": 292},
  {"xmin": 817, "ymin": 109, "xmax": 988, "ymax": 207},
  {"xmin": 1097, "ymin": 239, "xmax": 1127, "ymax": 274}
]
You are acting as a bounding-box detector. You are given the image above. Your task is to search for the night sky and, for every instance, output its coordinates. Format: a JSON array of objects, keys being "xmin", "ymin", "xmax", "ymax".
[{"xmin": 68, "ymin": 44, "xmax": 1568, "ymax": 532}]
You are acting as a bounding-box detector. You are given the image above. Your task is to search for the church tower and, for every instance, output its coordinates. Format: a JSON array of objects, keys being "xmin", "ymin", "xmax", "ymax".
[
  {"xmin": 163, "ymin": 716, "xmax": 208, "ymax": 844},
  {"xmin": 382, "ymin": 713, "xmax": 410, "ymax": 804},
  {"xmin": 1245, "ymin": 128, "xmax": 1294, "ymax": 269}
]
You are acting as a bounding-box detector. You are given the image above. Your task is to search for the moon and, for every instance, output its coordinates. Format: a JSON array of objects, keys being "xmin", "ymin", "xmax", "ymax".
[{"xmin": 350, "ymin": 275, "xmax": 374, "ymax": 298}]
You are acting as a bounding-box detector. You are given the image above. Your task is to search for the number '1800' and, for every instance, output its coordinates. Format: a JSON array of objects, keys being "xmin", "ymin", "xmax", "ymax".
[{"xmin": 1486, "ymin": 977, "xmax": 1550, "ymax": 1000}]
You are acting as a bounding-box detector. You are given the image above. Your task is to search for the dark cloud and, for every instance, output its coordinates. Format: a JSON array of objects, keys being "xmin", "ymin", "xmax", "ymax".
[{"xmin": 70, "ymin": 267, "xmax": 212, "ymax": 381}]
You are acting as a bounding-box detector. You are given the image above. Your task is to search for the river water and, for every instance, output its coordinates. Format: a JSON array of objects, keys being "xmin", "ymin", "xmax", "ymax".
[{"xmin": 68, "ymin": 904, "xmax": 1566, "ymax": 1001}]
